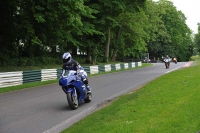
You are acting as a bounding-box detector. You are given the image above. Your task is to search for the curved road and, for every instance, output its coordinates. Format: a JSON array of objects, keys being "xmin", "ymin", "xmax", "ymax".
[{"xmin": 0, "ymin": 62, "xmax": 193, "ymax": 133}]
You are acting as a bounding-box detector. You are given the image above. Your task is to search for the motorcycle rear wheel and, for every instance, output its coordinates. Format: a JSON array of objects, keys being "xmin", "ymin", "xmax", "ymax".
[{"xmin": 67, "ymin": 92, "xmax": 78, "ymax": 110}]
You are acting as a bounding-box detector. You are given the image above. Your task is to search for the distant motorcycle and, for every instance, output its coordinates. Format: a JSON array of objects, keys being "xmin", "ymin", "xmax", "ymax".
[
  {"xmin": 173, "ymin": 58, "xmax": 177, "ymax": 64},
  {"xmin": 59, "ymin": 70, "xmax": 92, "ymax": 110},
  {"xmin": 143, "ymin": 57, "xmax": 151, "ymax": 63},
  {"xmin": 163, "ymin": 58, "xmax": 170, "ymax": 69}
]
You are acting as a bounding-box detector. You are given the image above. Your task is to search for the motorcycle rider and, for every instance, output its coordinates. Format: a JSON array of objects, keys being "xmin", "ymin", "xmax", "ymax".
[
  {"xmin": 163, "ymin": 55, "xmax": 170, "ymax": 68},
  {"xmin": 172, "ymin": 56, "xmax": 177, "ymax": 64},
  {"xmin": 60, "ymin": 52, "xmax": 91, "ymax": 93}
]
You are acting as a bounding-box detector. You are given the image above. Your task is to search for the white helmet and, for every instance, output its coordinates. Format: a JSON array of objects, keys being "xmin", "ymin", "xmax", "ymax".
[{"xmin": 62, "ymin": 52, "xmax": 72, "ymax": 64}]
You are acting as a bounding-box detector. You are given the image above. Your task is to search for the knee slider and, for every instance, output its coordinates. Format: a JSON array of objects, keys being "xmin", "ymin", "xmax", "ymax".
[{"xmin": 82, "ymin": 78, "xmax": 88, "ymax": 84}]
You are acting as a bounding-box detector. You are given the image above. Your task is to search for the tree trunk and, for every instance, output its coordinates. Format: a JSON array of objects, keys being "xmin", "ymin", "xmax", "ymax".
[
  {"xmin": 85, "ymin": 46, "xmax": 91, "ymax": 64},
  {"xmin": 71, "ymin": 46, "xmax": 77, "ymax": 57},
  {"xmin": 111, "ymin": 50, "xmax": 117, "ymax": 61},
  {"xmin": 51, "ymin": 45, "xmax": 57, "ymax": 57},
  {"xmin": 92, "ymin": 58, "xmax": 96, "ymax": 65},
  {"xmin": 104, "ymin": 28, "xmax": 111, "ymax": 63},
  {"xmin": 111, "ymin": 27, "xmax": 121, "ymax": 61}
]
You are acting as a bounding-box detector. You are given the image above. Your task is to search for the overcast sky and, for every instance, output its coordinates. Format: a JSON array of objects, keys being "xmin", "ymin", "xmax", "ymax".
[
  {"xmin": 154, "ymin": 0, "xmax": 200, "ymax": 34},
  {"xmin": 171, "ymin": 0, "xmax": 200, "ymax": 34}
]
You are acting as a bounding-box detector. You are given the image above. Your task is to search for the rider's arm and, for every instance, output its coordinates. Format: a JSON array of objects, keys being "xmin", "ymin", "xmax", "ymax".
[
  {"xmin": 74, "ymin": 60, "xmax": 81, "ymax": 74},
  {"xmin": 61, "ymin": 64, "xmax": 66, "ymax": 76},
  {"xmin": 76, "ymin": 64, "xmax": 80, "ymax": 74}
]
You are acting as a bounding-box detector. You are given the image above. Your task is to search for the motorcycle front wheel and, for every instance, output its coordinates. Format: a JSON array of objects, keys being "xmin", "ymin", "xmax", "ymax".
[
  {"xmin": 165, "ymin": 62, "xmax": 169, "ymax": 69},
  {"xmin": 67, "ymin": 92, "xmax": 78, "ymax": 110}
]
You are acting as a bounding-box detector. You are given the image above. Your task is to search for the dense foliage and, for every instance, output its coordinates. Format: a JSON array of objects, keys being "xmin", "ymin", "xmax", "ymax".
[
  {"xmin": 194, "ymin": 23, "xmax": 200, "ymax": 54},
  {"xmin": 0, "ymin": 0, "xmax": 196, "ymax": 67}
]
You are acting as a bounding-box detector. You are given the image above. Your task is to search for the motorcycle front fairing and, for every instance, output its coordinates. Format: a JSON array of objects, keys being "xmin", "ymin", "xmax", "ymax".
[
  {"xmin": 59, "ymin": 75, "xmax": 76, "ymax": 94},
  {"xmin": 59, "ymin": 73, "xmax": 87, "ymax": 103}
]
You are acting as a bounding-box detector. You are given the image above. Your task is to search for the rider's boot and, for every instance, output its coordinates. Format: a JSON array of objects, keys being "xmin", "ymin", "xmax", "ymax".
[{"xmin": 81, "ymin": 76, "xmax": 91, "ymax": 93}]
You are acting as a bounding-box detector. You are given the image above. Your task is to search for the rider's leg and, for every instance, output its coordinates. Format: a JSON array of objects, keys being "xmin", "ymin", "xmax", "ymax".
[{"xmin": 80, "ymin": 73, "xmax": 91, "ymax": 93}]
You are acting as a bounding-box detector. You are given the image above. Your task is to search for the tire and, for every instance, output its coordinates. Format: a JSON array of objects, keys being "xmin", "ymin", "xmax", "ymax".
[
  {"xmin": 165, "ymin": 62, "xmax": 169, "ymax": 69},
  {"xmin": 165, "ymin": 62, "xmax": 168, "ymax": 69},
  {"xmin": 67, "ymin": 92, "xmax": 78, "ymax": 110},
  {"xmin": 84, "ymin": 92, "xmax": 92, "ymax": 103}
]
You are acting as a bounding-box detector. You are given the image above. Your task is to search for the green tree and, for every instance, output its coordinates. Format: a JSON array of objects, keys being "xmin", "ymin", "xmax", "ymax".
[
  {"xmin": 0, "ymin": 0, "xmax": 19, "ymax": 61},
  {"xmin": 194, "ymin": 23, "xmax": 200, "ymax": 53},
  {"xmin": 143, "ymin": 0, "xmax": 171, "ymax": 59},
  {"xmin": 149, "ymin": 0, "xmax": 193, "ymax": 61},
  {"xmin": 89, "ymin": 0, "xmax": 146, "ymax": 62},
  {"xmin": 117, "ymin": 11, "xmax": 149, "ymax": 59}
]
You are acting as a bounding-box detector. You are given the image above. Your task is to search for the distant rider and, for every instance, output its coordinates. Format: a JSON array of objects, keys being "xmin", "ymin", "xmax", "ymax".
[
  {"xmin": 163, "ymin": 55, "xmax": 171, "ymax": 68},
  {"xmin": 60, "ymin": 52, "xmax": 91, "ymax": 93},
  {"xmin": 172, "ymin": 56, "xmax": 177, "ymax": 64}
]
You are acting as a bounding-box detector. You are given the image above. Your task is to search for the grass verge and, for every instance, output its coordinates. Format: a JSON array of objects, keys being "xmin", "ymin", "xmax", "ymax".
[
  {"xmin": 0, "ymin": 63, "xmax": 152, "ymax": 94},
  {"xmin": 61, "ymin": 61, "xmax": 200, "ymax": 133}
]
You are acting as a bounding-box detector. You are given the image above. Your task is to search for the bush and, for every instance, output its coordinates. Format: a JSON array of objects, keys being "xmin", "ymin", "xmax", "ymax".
[
  {"xmin": 18, "ymin": 58, "xmax": 28, "ymax": 66},
  {"xmin": 190, "ymin": 55, "xmax": 199, "ymax": 61}
]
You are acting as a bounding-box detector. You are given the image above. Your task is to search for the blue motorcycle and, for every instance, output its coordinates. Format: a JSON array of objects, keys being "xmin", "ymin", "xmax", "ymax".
[{"xmin": 59, "ymin": 70, "xmax": 92, "ymax": 110}]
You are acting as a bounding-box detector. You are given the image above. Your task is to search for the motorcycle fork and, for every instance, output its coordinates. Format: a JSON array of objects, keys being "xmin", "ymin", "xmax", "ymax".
[{"xmin": 73, "ymin": 88, "xmax": 77, "ymax": 98}]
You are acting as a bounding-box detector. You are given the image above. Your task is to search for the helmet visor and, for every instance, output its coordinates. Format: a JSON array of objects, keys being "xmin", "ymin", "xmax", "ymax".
[{"xmin": 63, "ymin": 57, "xmax": 70, "ymax": 63}]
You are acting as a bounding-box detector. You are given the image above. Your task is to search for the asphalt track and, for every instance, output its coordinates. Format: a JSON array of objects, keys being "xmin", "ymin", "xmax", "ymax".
[{"xmin": 0, "ymin": 62, "xmax": 193, "ymax": 133}]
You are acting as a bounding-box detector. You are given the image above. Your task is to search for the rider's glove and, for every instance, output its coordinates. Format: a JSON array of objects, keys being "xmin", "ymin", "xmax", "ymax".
[{"xmin": 60, "ymin": 74, "xmax": 64, "ymax": 78}]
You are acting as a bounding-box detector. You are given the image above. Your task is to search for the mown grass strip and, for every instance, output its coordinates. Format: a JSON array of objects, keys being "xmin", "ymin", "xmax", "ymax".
[{"xmin": 61, "ymin": 61, "xmax": 200, "ymax": 133}]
